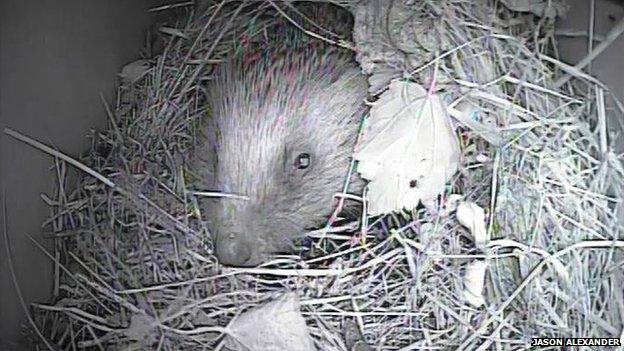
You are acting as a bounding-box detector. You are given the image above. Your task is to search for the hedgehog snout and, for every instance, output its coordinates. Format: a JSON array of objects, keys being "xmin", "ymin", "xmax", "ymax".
[{"xmin": 214, "ymin": 230, "xmax": 255, "ymax": 267}]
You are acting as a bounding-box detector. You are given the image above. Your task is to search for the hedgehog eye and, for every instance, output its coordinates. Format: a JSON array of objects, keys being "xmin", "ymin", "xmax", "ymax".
[{"xmin": 294, "ymin": 153, "xmax": 311, "ymax": 170}]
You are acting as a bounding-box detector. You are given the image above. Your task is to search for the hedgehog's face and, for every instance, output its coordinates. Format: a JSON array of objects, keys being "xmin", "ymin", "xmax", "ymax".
[
  {"xmin": 209, "ymin": 114, "xmax": 359, "ymax": 267},
  {"xmin": 200, "ymin": 51, "xmax": 367, "ymax": 267}
]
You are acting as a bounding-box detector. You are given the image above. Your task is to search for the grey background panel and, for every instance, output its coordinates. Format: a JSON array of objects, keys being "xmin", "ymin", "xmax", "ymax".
[
  {"xmin": 558, "ymin": 0, "xmax": 624, "ymax": 91},
  {"xmin": 0, "ymin": 1, "xmax": 153, "ymax": 348},
  {"xmin": 557, "ymin": 0, "xmax": 624, "ymax": 143},
  {"xmin": 0, "ymin": 0, "xmax": 622, "ymax": 349}
]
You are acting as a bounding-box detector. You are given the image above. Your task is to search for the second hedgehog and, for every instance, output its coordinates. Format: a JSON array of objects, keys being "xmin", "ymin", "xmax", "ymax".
[{"xmin": 192, "ymin": 41, "xmax": 368, "ymax": 267}]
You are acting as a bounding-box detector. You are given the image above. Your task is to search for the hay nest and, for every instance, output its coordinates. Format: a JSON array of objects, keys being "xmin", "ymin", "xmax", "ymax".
[{"xmin": 12, "ymin": 0, "xmax": 624, "ymax": 350}]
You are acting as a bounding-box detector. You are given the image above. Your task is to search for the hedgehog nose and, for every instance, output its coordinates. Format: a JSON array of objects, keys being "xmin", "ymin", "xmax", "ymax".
[{"xmin": 214, "ymin": 234, "xmax": 253, "ymax": 267}]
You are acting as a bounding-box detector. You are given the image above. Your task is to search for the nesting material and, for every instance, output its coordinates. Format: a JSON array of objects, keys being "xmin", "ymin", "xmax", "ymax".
[
  {"xmin": 9, "ymin": 1, "xmax": 624, "ymax": 350},
  {"xmin": 354, "ymin": 80, "xmax": 460, "ymax": 215},
  {"xmin": 462, "ymin": 260, "xmax": 488, "ymax": 307},
  {"xmin": 224, "ymin": 293, "xmax": 316, "ymax": 351},
  {"xmin": 456, "ymin": 201, "xmax": 489, "ymax": 307},
  {"xmin": 498, "ymin": 0, "xmax": 568, "ymax": 17},
  {"xmin": 456, "ymin": 201, "xmax": 487, "ymax": 249}
]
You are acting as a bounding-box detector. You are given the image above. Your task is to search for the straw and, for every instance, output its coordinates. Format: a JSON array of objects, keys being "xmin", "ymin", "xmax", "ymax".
[{"xmin": 12, "ymin": 1, "xmax": 623, "ymax": 350}]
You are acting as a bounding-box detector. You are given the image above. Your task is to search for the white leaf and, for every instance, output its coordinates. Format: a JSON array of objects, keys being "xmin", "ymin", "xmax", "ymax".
[
  {"xmin": 354, "ymin": 80, "xmax": 460, "ymax": 215},
  {"xmin": 462, "ymin": 260, "xmax": 488, "ymax": 307},
  {"xmin": 225, "ymin": 293, "xmax": 316, "ymax": 351},
  {"xmin": 456, "ymin": 202, "xmax": 487, "ymax": 249}
]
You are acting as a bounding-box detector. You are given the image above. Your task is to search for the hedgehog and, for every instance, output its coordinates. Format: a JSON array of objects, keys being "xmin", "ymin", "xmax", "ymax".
[{"xmin": 192, "ymin": 27, "xmax": 368, "ymax": 267}]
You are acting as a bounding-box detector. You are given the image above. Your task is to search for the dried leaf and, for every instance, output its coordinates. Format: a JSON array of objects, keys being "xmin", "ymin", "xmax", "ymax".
[
  {"xmin": 462, "ymin": 260, "xmax": 488, "ymax": 307},
  {"xmin": 224, "ymin": 293, "xmax": 316, "ymax": 351},
  {"xmin": 354, "ymin": 80, "xmax": 460, "ymax": 215},
  {"xmin": 456, "ymin": 202, "xmax": 487, "ymax": 249}
]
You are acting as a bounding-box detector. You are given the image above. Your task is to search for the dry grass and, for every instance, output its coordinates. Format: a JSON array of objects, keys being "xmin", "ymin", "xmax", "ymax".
[{"xmin": 5, "ymin": 0, "xmax": 623, "ymax": 350}]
